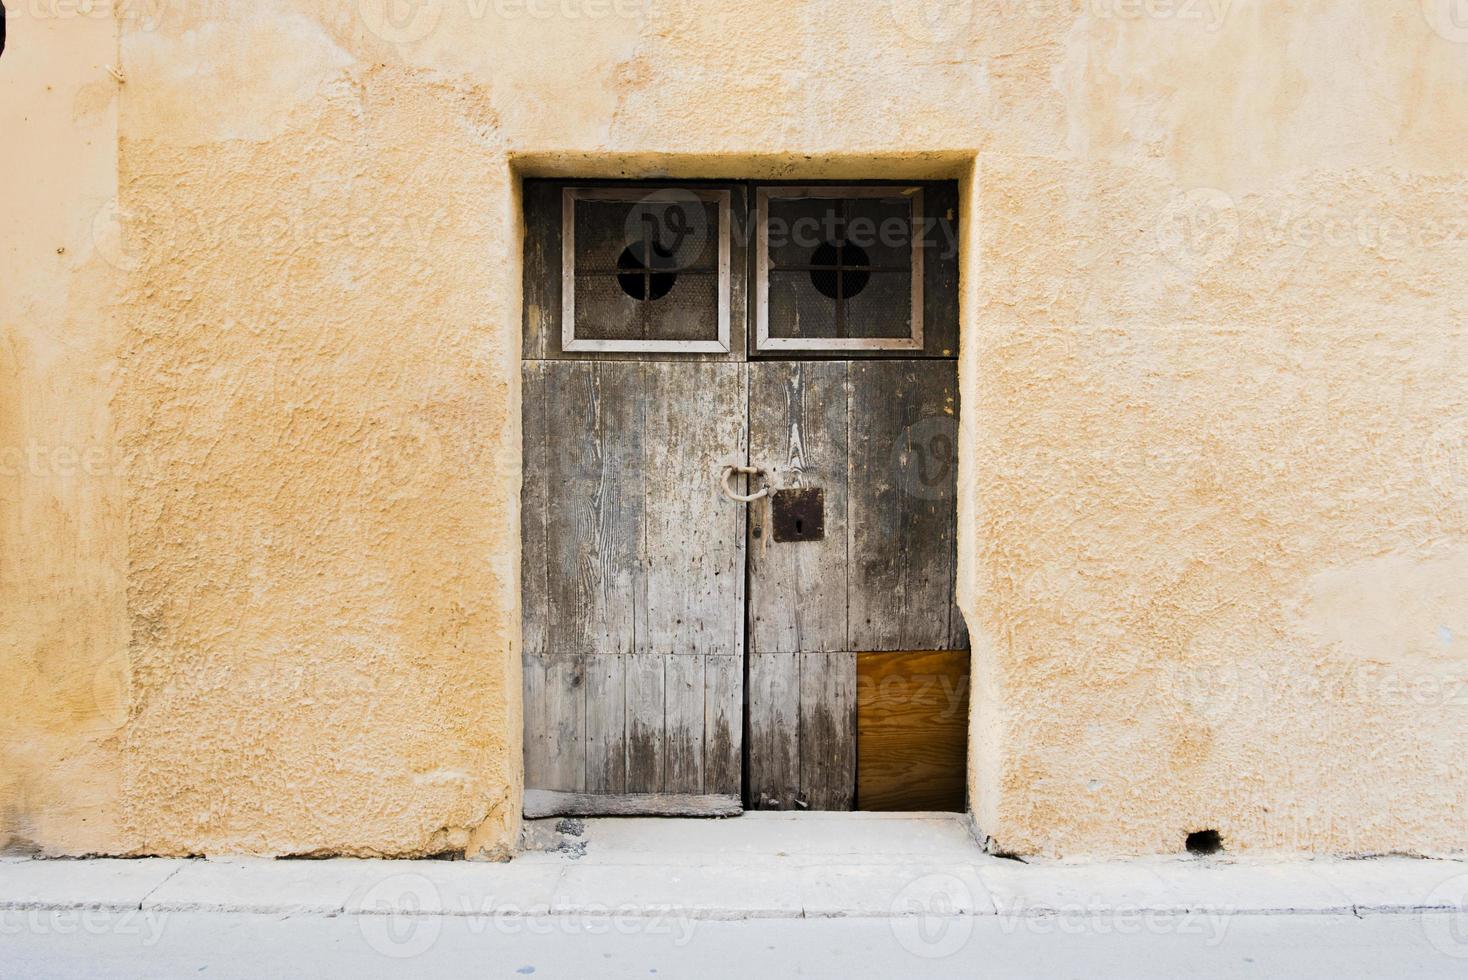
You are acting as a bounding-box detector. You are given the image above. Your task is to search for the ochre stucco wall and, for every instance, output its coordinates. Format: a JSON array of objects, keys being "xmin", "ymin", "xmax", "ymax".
[{"xmin": 3, "ymin": 0, "xmax": 1467, "ymax": 857}]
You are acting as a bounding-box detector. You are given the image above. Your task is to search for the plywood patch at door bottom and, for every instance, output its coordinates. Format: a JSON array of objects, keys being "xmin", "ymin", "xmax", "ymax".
[{"xmin": 856, "ymin": 650, "xmax": 969, "ymax": 812}]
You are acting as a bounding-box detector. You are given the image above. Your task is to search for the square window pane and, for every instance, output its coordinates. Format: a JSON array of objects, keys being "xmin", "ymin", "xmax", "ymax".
[
  {"xmin": 767, "ymin": 269, "xmax": 838, "ymax": 341},
  {"xmin": 766, "ymin": 197, "xmax": 840, "ymax": 269},
  {"xmin": 843, "ymin": 269, "xmax": 913, "ymax": 340},
  {"xmin": 644, "ymin": 272, "xmax": 720, "ymax": 343},
  {"xmin": 844, "ymin": 196, "xmax": 913, "ymax": 269},
  {"xmin": 573, "ymin": 196, "xmax": 720, "ymax": 275},
  {"xmin": 572, "ymin": 273, "xmax": 644, "ymax": 342}
]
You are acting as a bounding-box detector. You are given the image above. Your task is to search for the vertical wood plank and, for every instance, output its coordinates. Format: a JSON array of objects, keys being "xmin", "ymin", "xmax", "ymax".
[
  {"xmin": 747, "ymin": 651, "xmax": 801, "ymax": 809},
  {"xmin": 747, "ymin": 360, "xmax": 849, "ymax": 654},
  {"xmin": 703, "ymin": 654, "xmax": 742, "ymax": 796},
  {"xmin": 584, "ymin": 653, "xmax": 627, "ymax": 794},
  {"xmin": 522, "ymin": 653, "xmax": 586, "ymax": 792},
  {"xmin": 544, "ymin": 362, "xmax": 642, "ymax": 659},
  {"xmin": 521, "ymin": 361, "xmax": 550, "ymax": 664},
  {"xmin": 847, "ymin": 360, "xmax": 963, "ymax": 652},
  {"xmin": 624, "ymin": 654, "xmax": 666, "ymax": 792},
  {"xmin": 639, "ymin": 361, "xmax": 747, "ymax": 659},
  {"xmin": 799, "ymin": 651, "xmax": 857, "ymax": 810},
  {"xmin": 521, "ymin": 181, "xmax": 559, "ymax": 360},
  {"xmin": 664, "ymin": 655, "xmax": 706, "ymax": 794}
]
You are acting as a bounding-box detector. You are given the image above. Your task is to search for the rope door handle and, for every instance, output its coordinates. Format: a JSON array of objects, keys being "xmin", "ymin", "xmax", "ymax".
[{"xmin": 720, "ymin": 465, "xmax": 769, "ymax": 503}]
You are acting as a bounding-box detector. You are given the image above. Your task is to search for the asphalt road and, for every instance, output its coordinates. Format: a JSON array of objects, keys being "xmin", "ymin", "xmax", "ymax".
[{"xmin": 5, "ymin": 909, "xmax": 1468, "ymax": 979}]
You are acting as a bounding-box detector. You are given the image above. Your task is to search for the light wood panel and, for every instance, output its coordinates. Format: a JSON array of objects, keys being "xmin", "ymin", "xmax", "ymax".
[{"xmin": 856, "ymin": 650, "xmax": 970, "ymax": 812}]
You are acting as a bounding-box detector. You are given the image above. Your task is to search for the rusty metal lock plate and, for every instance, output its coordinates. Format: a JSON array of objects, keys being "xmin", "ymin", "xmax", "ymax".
[{"xmin": 770, "ymin": 487, "xmax": 824, "ymax": 543}]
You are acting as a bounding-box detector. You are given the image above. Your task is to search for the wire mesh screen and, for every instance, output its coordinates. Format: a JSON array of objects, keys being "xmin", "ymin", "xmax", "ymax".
[
  {"xmin": 765, "ymin": 194, "xmax": 916, "ymax": 344},
  {"xmin": 570, "ymin": 194, "xmax": 723, "ymax": 346}
]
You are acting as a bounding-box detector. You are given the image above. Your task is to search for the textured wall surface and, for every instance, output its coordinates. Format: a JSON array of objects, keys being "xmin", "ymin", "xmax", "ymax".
[{"xmin": 2, "ymin": 0, "xmax": 1466, "ymax": 857}]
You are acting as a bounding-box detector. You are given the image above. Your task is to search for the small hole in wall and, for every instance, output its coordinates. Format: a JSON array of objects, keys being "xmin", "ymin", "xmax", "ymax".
[{"xmin": 1185, "ymin": 829, "xmax": 1223, "ymax": 856}]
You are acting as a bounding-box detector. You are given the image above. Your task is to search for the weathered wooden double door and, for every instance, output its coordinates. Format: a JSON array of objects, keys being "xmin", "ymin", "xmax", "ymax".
[{"xmin": 521, "ymin": 181, "xmax": 966, "ymax": 817}]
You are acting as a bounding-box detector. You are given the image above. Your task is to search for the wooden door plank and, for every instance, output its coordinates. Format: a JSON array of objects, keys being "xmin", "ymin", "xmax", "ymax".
[
  {"xmin": 856, "ymin": 650, "xmax": 969, "ymax": 811},
  {"xmin": 521, "ymin": 181, "xmax": 560, "ymax": 361},
  {"xmin": 521, "ymin": 361, "xmax": 551, "ymax": 665},
  {"xmin": 799, "ymin": 651, "xmax": 857, "ymax": 810},
  {"xmin": 544, "ymin": 361, "xmax": 643, "ymax": 659},
  {"xmin": 522, "ymin": 653, "xmax": 586, "ymax": 793},
  {"xmin": 847, "ymin": 360, "xmax": 964, "ymax": 652},
  {"xmin": 583, "ymin": 653, "xmax": 627, "ymax": 794},
  {"xmin": 703, "ymin": 653, "xmax": 742, "ymax": 796},
  {"xmin": 624, "ymin": 653, "xmax": 666, "ymax": 792},
  {"xmin": 664, "ymin": 654, "xmax": 706, "ymax": 794},
  {"xmin": 747, "ymin": 650, "xmax": 801, "ymax": 809},
  {"xmin": 640, "ymin": 361, "xmax": 747, "ymax": 659},
  {"xmin": 747, "ymin": 361, "xmax": 849, "ymax": 654}
]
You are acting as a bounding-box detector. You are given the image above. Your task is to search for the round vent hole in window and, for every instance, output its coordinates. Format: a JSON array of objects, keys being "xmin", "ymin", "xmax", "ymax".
[
  {"xmin": 617, "ymin": 243, "xmax": 677, "ymax": 301},
  {"xmin": 809, "ymin": 241, "xmax": 871, "ymax": 300}
]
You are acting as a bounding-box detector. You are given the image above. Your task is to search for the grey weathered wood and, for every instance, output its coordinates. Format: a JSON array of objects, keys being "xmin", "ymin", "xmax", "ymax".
[
  {"xmin": 524, "ymin": 790, "xmax": 741, "ymax": 819},
  {"xmin": 664, "ymin": 654, "xmax": 705, "ymax": 793},
  {"xmin": 799, "ymin": 651, "xmax": 857, "ymax": 810},
  {"xmin": 522, "ymin": 653, "xmax": 586, "ymax": 792},
  {"xmin": 544, "ymin": 362, "xmax": 643, "ymax": 660},
  {"xmin": 703, "ymin": 654, "xmax": 742, "ymax": 795},
  {"xmin": 747, "ymin": 361, "xmax": 849, "ymax": 654},
  {"xmin": 847, "ymin": 359, "xmax": 965, "ymax": 652},
  {"xmin": 583, "ymin": 653, "xmax": 626, "ymax": 794},
  {"xmin": 641, "ymin": 361, "xmax": 747, "ymax": 659},
  {"xmin": 522, "ymin": 181, "xmax": 559, "ymax": 361},
  {"xmin": 521, "ymin": 361, "xmax": 551, "ymax": 663},
  {"xmin": 524, "ymin": 360, "xmax": 747, "ymax": 808},
  {"xmin": 747, "ymin": 651, "xmax": 801, "ymax": 809},
  {"xmin": 623, "ymin": 646, "xmax": 666, "ymax": 793}
]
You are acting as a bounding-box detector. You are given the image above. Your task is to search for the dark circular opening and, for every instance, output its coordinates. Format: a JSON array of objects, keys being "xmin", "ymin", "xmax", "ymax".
[
  {"xmin": 809, "ymin": 241, "xmax": 871, "ymax": 300},
  {"xmin": 617, "ymin": 243, "xmax": 677, "ymax": 301},
  {"xmin": 1185, "ymin": 829, "xmax": 1223, "ymax": 856}
]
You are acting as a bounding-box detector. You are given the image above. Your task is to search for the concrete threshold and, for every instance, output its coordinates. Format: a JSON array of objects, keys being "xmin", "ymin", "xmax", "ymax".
[{"xmin": 3, "ymin": 814, "xmax": 1467, "ymax": 921}]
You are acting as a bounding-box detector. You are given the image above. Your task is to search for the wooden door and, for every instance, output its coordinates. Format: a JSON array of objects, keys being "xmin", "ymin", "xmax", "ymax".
[
  {"xmin": 521, "ymin": 180, "xmax": 964, "ymax": 816},
  {"xmin": 745, "ymin": 359, "xmax": 966, "ymax": 809},
  {"xmin": 520, "ymin": 183, "xmax": 749, "ymax": 817}
]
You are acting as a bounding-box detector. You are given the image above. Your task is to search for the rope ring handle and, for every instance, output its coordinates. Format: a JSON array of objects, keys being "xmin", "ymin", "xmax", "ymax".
[{"xmin": 720, "ymin": 465, "xmax": 769, "ymax": 503}]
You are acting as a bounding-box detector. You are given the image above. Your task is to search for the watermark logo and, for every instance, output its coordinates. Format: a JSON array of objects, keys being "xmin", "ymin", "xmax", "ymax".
[
  {"xmin": 893, "ymin": 414, "xmax": 958, "ymax": 500},
  {"xmin": 1156, "ymin": 188, "xmax": 1239, "ymax": 272},
  {"xmin": 889, "ymin": 873, "xmax": 975, "ymax": 958},
  {"xmin": 622, "ymin": 188, "xmax": 710, "ymax": 273},
  {"xmin": 358, "ymin": 413, "xmax": 444, "ymax": 501},
  {"xmin": 90, "ymin": 198, "xmax": 144, "ymax": 273},
  {"xmin": 357, "ymin": 872, "xmax": 444, "ymax": 958},
  {"xmin": 356, "ymin": 0, "xmax": 443, "ymax": 43},
  {"xmin": 889, "ymin": 0, "xmax": 973, "ymax": 45},
  {"xmin": 1420, "ymin": 873, "xmax": 1468, "ymax": 958},
  {"xmin": 1422, "ymin": 0, "xmax": 1468, "ymax": 43}
]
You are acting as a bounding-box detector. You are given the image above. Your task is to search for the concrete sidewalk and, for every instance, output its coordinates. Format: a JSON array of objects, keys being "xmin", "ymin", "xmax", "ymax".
[{"xmin": 4, "ymin": 813, "xmax": 1468, "ymax": 977}]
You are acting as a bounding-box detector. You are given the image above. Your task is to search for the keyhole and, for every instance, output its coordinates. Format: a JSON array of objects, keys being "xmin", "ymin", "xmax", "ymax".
[{"xmin": 795, "ymin": 518, "xmax": 804, "ymax": 535}]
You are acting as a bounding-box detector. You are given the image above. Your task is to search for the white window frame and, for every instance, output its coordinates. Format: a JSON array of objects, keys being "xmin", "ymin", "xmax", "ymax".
[
  {"xmin": 561, "ymin": 186, "xmax": 733, "ymax": 354},
  {"xmin": 754, "ymin": 185, "xmax": 925, "ymax": 353}
]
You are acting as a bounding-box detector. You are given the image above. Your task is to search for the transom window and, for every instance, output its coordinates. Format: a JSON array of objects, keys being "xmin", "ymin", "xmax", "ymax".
[
  {"xmin": 534, "ymin": 180, "xmax": 954, "ymax": 361},
  {"xmin": 754, "ymin": 186, "xmax": 924, "ymax": 353},
  {"xmin": 561, "ymin": 187, "xmax": 733, "ymax": 354}
]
